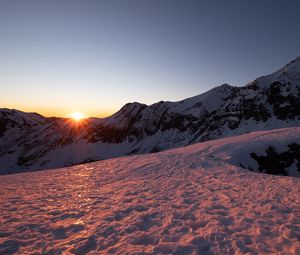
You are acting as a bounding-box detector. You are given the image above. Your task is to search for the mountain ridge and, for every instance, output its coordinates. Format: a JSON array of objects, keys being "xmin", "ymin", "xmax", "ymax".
[{"xmin": 1, "ymin": 56, "xmax": 299, "ymax": 174}]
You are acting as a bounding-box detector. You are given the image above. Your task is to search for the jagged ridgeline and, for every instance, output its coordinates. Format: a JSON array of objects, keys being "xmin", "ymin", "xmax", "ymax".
[{"xmin": 0, "ymin": 57, "xmax": 299, "ymax": 173}]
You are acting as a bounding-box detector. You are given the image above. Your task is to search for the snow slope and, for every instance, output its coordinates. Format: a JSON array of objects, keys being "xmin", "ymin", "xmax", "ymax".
[{"xmin": 0, "ymin": 127, "xmax": 299, "ymax": 254}]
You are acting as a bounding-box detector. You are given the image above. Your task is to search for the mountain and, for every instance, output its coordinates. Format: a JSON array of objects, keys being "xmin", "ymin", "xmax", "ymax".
[
  {"xmin": 1, "ymin": 127, "xmax": 299, "ymax": 254},
  {"xmin": 1, "ymin": 57, "xmax": 300, "ymax": 174}
]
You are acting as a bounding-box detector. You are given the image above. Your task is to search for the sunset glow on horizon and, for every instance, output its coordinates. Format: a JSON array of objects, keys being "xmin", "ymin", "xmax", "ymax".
[
  {"xmin": 0, "ymin": 100, "xmax": 115, "ymax": 118},
  {"xmin": 69, "ymin": 112, "xmax": 86, "ymax": 121}
]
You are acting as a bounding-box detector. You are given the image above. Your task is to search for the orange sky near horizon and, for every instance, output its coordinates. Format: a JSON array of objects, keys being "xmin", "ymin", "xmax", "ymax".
[{"xmin": 2, "ymin": 101, "xmax": 115, "ymax": 118}]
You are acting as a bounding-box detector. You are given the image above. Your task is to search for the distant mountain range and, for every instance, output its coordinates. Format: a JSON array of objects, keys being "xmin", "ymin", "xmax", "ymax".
[{"xmin": 1, "ymin": 56, "xmax": 299, "ymax": 174}]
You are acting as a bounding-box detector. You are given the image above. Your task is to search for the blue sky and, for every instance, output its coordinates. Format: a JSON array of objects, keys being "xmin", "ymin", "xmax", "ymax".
[{"xmin": 0, "ymin": 0, "xmax": 300, "ymax": 117}]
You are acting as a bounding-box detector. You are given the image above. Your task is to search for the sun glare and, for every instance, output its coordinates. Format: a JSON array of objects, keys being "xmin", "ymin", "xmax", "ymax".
[{"xmin": 70, "ymin": 112, "xmax": 85, "ymax": 121}]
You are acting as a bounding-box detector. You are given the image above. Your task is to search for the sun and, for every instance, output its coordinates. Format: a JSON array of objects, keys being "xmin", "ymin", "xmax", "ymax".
[{"xmin": 70, "ymin": 112, "xmax": 85, "ymax": 121}]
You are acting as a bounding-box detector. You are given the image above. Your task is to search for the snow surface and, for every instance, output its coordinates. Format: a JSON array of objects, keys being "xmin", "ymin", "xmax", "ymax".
[{"xmin": 0, "ymin": 128, "xmax": 300, "ymax": 254}]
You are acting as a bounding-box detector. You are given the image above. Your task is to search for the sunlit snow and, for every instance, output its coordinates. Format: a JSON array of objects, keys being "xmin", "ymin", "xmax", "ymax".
[{"xmin": 0, "ymin": 128, "xmax": 299, "ymax": 254}]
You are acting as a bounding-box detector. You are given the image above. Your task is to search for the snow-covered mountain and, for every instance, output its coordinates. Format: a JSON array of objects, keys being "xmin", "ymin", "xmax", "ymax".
[
  {"xmin": 1, "ymin": 57, "xmax": 300, "ymax": 173},
  {"xmin": 0, "ymin": 128, "xmax": 299, "ymax": 254}
]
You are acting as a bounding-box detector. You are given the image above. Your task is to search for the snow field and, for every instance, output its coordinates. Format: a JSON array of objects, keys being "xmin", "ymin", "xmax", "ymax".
[{"xmin": 0, "ymin": 127, "xmax": 299, "ymax": 254}]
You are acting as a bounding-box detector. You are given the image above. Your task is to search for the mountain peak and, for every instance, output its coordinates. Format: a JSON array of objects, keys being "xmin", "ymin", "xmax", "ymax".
[
  {"xmin": 102, "ymin": 102, "xmax": 147, "ymax": 128},
  {"xmin": 249, "ymin": 56, "xmax": 300, "ymax": 89},
  {"xmin": 294, "ymin": 55, "xmax": 300, "ymax": 61}
]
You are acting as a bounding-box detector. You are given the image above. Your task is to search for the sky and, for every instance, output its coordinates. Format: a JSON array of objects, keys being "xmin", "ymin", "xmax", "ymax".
[{"xmin": 0, "ymin": 0, "xmax": 300, "ymax": 118}]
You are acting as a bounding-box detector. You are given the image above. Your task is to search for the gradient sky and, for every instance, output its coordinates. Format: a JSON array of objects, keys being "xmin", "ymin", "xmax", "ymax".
[{"xmin": 1, "ymin": 0, "xmax": 300, "ymax": 117}]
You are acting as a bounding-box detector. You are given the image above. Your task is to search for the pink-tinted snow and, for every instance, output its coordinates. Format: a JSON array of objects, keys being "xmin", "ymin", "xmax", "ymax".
[{"xmin": 0, "ymin": 128, "xmax": 299, "ymax": 254}]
